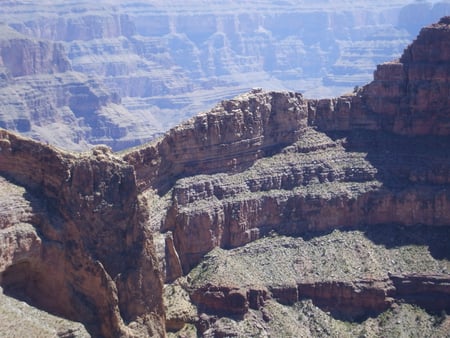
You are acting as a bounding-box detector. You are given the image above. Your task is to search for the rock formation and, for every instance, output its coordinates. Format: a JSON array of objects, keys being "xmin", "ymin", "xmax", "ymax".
[
  {"xmin": 1, "ymin": 1, "xmax": 450, "ymax": 151},
  {"xmin": 131, "ymin": 17, "xmax": 450, "ymax": 335},
  {"xmin": 0, "ymin": 285, "xmax": 90, "ymax": 338},
  {"xmin": 0, "ymin": 22, "xmax": 159, "ymax": 151},
  {"xmin": 1, "ymin": 15, "xmax": 450, "ymax": 338},
  {"xmin": 0, "ymin": 131, "xmax": 164, "ymax": 337}
]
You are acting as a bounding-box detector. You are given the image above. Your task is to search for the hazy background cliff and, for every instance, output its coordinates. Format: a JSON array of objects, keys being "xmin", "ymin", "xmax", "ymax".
[{"xmin": 1, "ymin": 0, "xmax": 450, "ymax": 150}]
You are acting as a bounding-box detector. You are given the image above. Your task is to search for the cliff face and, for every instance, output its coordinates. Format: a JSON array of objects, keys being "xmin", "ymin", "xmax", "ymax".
[
  {"xmin": 0, "ymin": 131, "xmax": 164, "ymax": 337},
  {"xmin": 1, "ymin": 1, "xmax": 450, "ymax": 151},
  {"xmin": 0, "ymin": 35, "xmax": 70, "ymax": 77},
  {"xmin": 0, "ymin": 24, "xmax": 159, "ymax": 151},
  {"xmin": 124, "ymin": 19, "xmax": 450, "ymax": 278},
  {"xmin": 313, "ymin": 16, "xmax": 450, "ymax": 136},
  {"xmin": 129, "ymin": 17, "xmax": 450, "ymax": 335},
  {"xmin": 124, "ymin": 90, "xmax": 308, "ymax": 194},
  {"xmin": 1, "ymin": 16, "xmax": 450, "ymax": 338}
]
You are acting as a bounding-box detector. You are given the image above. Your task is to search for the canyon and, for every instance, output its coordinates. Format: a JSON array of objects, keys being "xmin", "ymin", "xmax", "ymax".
[
  {"xmin": 0, "ymin": 8, "xmax": 450, "ymax": 338},
  {"xmin": 1, "ymin": 1, "xmax": 450, "ymax": 151}
]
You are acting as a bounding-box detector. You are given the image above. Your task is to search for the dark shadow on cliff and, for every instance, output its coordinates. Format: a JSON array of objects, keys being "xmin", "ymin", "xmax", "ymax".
[
  {"xmin": 0, "ymin": 179, "xmax": 99, "ymax": 336},
  {"xmin": 327, "ymin": 130, "xmax": 450, "ymax": 189},
  {"xmin": 317, "ymin": 129, "xmax": 450, "ymax": 260},
  {"xmin": 298, "ymin": 223, "xmax": 450, "ymax": 322},
  {"xmin": 362, "ymin": 223, "xmax": 450, "ymax": 260},
  {"xmin": 299, "ymin": 222, "xmax": 450, "ymax": 261}
]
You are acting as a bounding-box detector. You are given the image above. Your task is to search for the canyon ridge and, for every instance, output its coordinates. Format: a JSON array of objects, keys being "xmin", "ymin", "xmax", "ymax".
[
  {"xmin": 1, "ymin": 0, "xmax": 450, "ymax": 151},
  {"xmin": 1, "ymin": 12, "xmax": 450, "ymax": 338}
]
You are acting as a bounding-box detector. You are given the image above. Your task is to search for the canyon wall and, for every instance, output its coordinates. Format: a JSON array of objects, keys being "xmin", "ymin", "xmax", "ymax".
[
  {"xmin": 312, "ymin": 16, "xmax": 450, "ymax": 136},
  {"xmin": 1, "ymin": 14, "xmax": 450, "ymax": 338},
  {"xmin": 123, "ymin": 22, "xmax": 450, "ymax": 336},
  {"xmin": 1, "ymin": 1, "xmax": 450, "ymax": 151},
  {"xmin": 0, "ymin": 131, "xmax": 165, "ymax": 337},
  {"xmin": 120, "ymin": 18, "xmax": 450, "ymax": 280},
  {"xmin": 0, "ymin": 25, "xmax": 158, "ymax": 151}
]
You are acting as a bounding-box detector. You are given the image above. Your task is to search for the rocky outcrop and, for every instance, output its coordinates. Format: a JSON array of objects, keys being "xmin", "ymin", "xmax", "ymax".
[
  {"xmin": 0, "ymin": 130, "xmax": 164, "ymax": 337},
  {"xmin": 178, "ymin": 225, "xmax": 450, "ymax": 335},
  {"xmin": 124, "ymin": 89, "xmax": 308, "ymax": 193},
  {"xmin": 313, "ymin": 16, "xmax": 450, "ymax": 136},
  {"xmin": 190, "ymin": 285, "xmax": 250, "ymax": 316},
  {"xmin": 188, "ymin": 273, "xmax": 450, "ymax": 323},
  {"xmin": 390, "ymin": 273, "xmax": 450, "ymax": 313}
]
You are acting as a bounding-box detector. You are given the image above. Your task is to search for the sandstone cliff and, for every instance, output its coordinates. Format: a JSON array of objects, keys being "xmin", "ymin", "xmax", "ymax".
[
  {"xmin": 125, "ymin": 18, "xmax": 450, "ymax": 277},
  {"xmin": 1, "ymin": 15, "xmax": 450, "ymax": 338},
  {"xmin": 1, "ymin": 1, "xmax": 450, "ymax": 151},
  {"xmin": 127, "ymin": 17, "xmax": 450, "ymax": 336},
  {"xmin": 0, "ymin": 131, "xmax": 164, "ymax": 337},
  {"xmin": 312, "ymin": 16, "xmax": 450, "ymax": 137}
]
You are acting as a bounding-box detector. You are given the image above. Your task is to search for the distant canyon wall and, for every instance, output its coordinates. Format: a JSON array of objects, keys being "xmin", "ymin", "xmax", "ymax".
[{"xmin": 1, "ymin": 1, "xmax": 450, "ymax": 150}]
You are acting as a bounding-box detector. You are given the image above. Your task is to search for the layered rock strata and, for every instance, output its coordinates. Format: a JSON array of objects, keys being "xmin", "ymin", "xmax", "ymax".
[
  {"xmin": 2, "ymin": 1, "xmax": 450, "ymax": 151},
  {"xmin": 123, "ymin": 18, "xmax": 450, "ymax": 281},
  {"xmin": 0, "ymin": 25, "xmax": 158, "ymax": 151},
  {"xmin": 131, "ymin": 18, "xmax": 450, "ymax": 334},
  {"xmin": 189, "ymin": 272, "xmax": 450, "ymax": 322},
  {"xmin": 0, "ymin": 131, "xmax": 164, "ymax": 337},
  {"xmin": 312, "ymin": 16, "xmax": 450, "ymax": 136},
  {"xmin": 1, "ymin": 16, "xmax": 450, "ymax": 338},
  {"xmin": 179, "ymin": 227, "xmax": 449, "ymax": 336}
]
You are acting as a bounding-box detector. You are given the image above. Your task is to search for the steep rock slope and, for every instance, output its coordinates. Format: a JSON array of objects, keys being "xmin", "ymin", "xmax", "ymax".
[
  {"xmin": 312, "ymin": 15, "xmax": 450, "ymax": 136},
  {"xmin": 0, "ymin": 132, "xmax": 164, "ymax": 337},
  {"xmin": 126, "ymin": 17, "xmax": 450, "ymax": 278},
  {"xmin": 0, "ymin": 15, "xmax": 450, "ymax": 338},
  {"xmin": 0, "ymin": 285, "xmax": 90, "ymax": 338}
]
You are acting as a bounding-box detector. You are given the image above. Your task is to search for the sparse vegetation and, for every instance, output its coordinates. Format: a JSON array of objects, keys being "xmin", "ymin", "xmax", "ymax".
[{"xmin": 165, "ymin": 224, "xmax": 450, "ymax": 337}]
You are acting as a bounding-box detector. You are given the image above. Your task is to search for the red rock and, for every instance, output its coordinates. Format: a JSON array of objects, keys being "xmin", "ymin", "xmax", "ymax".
[
  {"xmin": 191, "ymin": 284, "xmax": 249, "ymax": 316},
  {"xmin": 2, "ymin": 16, "xmax": 450, "ymax": 337},
  {"xmin": 313, "ymin": 16, "xmax": 450, "ymax": 136},
  {"xmin": 298, "ymin": 279, "xmax": 395, "ymax": 320},
  {"xmin": 0, "ymin": 131, "xmax": 164, "ymax": 337},
  {"xmin": 190, "ymin": 284, "xmax": 269, "ymax": 316},
  {"xmin": 390, "ymin": 273, "xmax": 450, "ymax": 312}
]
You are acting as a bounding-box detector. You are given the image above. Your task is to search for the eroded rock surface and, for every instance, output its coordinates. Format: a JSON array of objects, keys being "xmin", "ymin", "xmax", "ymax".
[
  {"xmin": 1, "ymin": 1, "xmax": 450, "ymax": 151},
  {"xmin": 180, "ymin": 228, "xmax": 449, "ymax": 336},
  {"xmin": 0, "ymin": 286, "xmax": 90, "ymax": 338},
  {"xmin": 1, "ymin": 16, "xmax": 450, "ymax": 338},
  {"xmin": 136, "ymin": 18, "xmax": 450, "ymax": 336},
  {"xmin": 0, "ymin": 131, "xmax": 164, "ymax": 337},
  {"xmin": 0, "ymin": 25, "xmax": 159, "ymax": 151}
]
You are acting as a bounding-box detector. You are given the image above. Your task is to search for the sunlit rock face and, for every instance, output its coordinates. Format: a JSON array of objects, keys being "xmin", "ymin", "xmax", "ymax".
[
  {"xmin": 1, "ymin": 1, "xmax": 450, "ymax": 151},
  {"xmin": 1, "ymin": 7, "xmax": 450, "ymax": 338}
]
